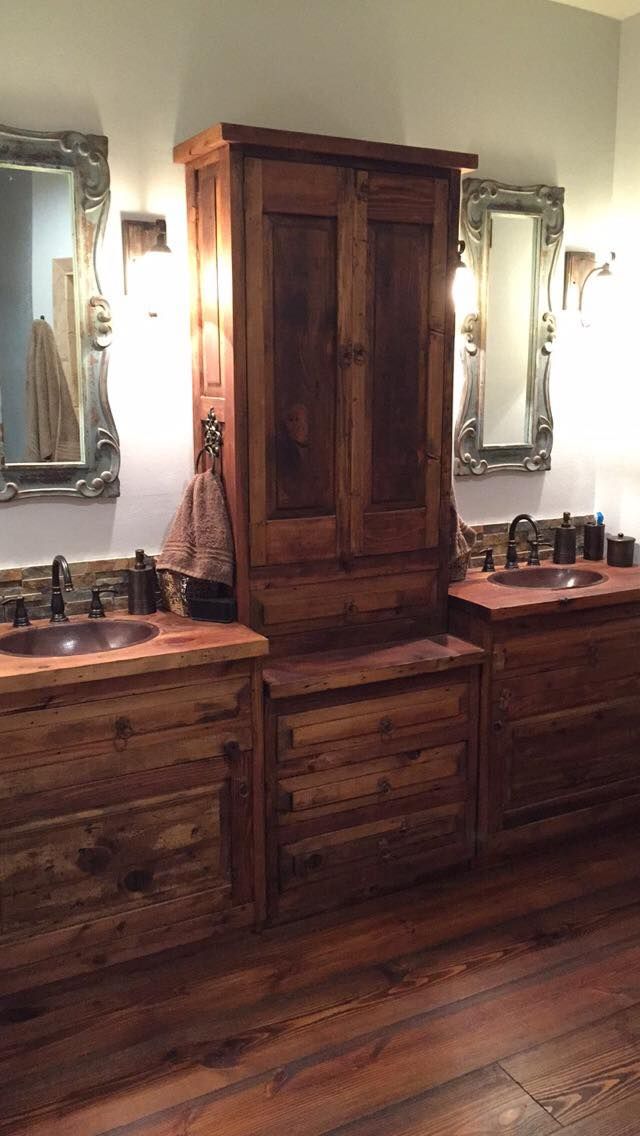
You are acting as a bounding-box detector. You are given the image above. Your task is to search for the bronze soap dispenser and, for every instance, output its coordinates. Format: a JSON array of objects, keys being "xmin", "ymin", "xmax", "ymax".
[
  {"xmin": 553, "ymin": 512, "xmax": 577, "ymax": 565},
  {"xmin": 127, "ymin": 549, "xmax": 157, "ymax": 615}
]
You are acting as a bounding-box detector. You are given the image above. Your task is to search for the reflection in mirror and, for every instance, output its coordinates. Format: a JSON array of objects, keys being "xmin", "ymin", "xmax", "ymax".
[
  {"xmin": 0, "ymin": 165, "xmax": 81, "ymax": 464},
  {"xmin": 455, "ymin": 180, "xmax": 564, "ymax": 476},
  {"xmin": 0, "ymin": 124, "xmax": 118, "ymax": 501},
  {"xmin": 483, "ymin": 213, "xmax": 539, "ymax": 447}
]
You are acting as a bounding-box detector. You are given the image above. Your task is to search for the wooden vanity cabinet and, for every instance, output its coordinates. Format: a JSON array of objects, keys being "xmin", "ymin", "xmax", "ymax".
[
  {"xmin": 450, "ymin": 601, "xmax": 640, "ymax": 860},
  {"xmin": 176, "ymin": 123, "xmax": 477, "ymax": 655},
  {"xmin": 0, "ymin": 658, "xmax": 262, "ymax": 990},
  {"xmin": 264, "ymin": 637, "xmax": 483, "ymax": 922}
]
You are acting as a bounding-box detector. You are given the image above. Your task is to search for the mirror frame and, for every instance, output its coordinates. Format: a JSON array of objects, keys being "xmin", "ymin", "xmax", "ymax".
[
  {"xmin": 0, "ymin": 123, "xmax": 118, "ymax": 501},
  {"xmin": 454, "ymin": 179, "xmax": 564, "ymax": 476}
]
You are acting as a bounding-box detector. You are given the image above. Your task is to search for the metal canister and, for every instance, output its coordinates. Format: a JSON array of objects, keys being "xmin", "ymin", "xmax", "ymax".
[
  {"xmin": 583, "ymin": 522, "xmax": 605, "ymax": 561},
  {"xmin": 606, "ymin": 532, "xmax": 636, "ymax": 568}
]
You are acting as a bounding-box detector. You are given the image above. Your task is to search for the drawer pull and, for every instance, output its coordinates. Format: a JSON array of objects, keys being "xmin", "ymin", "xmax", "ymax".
[
  {"xmin": 114, "ymin": 716, "xmax": 133, "ymax": 751},
  {"xmin": 305, "ymin": 852, "xmax": 323, "ymax": 871},
  {"xmin": 377, "ymin": 777, "xmax": 392, "ymax": 794},
  {"xmin": 123, "ymin": 868, "xmax": 154, "ymax": 893},
  {"xmin": 379, "ymin": 717, "xmax": 393, "ymax": 736},
  {"xmin": 77, "ymin": 845, "xmax": 112, "ymax": 875},
  {"xmin": 223, "ymin": 740, "xmax": 241, "ymax": 762},
  {"xmin": 238, "ymin": 780, "xmax": 249, "ymax": 799}
]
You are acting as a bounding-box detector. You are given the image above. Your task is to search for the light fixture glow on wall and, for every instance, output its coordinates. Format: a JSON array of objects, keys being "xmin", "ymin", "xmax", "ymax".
[
  {"xmin": 452, "ymin": 240, "xmax": 476, "ymax": 316},
  {"xmin": 122, "ymin": 216, "xmax": 173, "ymax": 317}
]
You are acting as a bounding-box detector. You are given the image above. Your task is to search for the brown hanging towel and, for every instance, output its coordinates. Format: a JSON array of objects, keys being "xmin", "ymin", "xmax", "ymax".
[{"xmin": 156, "ymin": 471, "xmax": 234, "ymax": 586}]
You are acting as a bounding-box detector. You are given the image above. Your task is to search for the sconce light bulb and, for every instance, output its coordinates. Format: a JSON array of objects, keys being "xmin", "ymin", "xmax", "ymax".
[{"xmin": 453, "ymin": 242, "xmax": 476, "ymax": 316}]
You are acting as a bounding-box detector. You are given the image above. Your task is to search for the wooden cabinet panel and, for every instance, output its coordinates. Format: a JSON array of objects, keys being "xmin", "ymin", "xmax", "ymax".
[
  {"xmin": 2, "ymin": 788, "xmax": 230, "ymax": 936},
  {"xmin": 451, "ymin": 603, "xmax": 640, "ymax": 860},
  {"xmin": 0, "ymin": 660, "xmax": 260, "ymax": 981},
  {"xmin": 351, "ymin": 171, "xmax": 449, "ymax": 557},
  {"xmin": 245, "ymin": 158, "xmax": 350, "ymax": 567}
]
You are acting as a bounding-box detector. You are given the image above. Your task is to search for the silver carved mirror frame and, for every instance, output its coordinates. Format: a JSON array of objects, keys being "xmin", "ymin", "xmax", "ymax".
[
  {"xmin": 0, "ymin": 123, "xmax": 118, "ymax": 501},
  {"xmin": 454, "ymin": 179, "xmax": 564, "ymax": 476}
]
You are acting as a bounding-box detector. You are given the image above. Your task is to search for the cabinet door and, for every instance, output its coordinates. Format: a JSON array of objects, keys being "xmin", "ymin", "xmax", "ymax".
[
  {"xmin": 350, "ymin": 171, "xmax": 449, "ymax": 556},
  {"xmin": 245, "ymin": 158, "xmax": 353, "ymax": 568}
]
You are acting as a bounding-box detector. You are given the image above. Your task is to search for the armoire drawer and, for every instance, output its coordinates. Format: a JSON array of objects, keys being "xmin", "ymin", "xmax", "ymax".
[
  {"xmin": 280, "ymin": 801, "xmax": 467, "ymax": 889},
  {"xmin": 277, "ymin": 681, "xmax": 470, "ymax": 763},
  {"xmin": 277, "ymin": 740, "xmax": 468, "ymax": 818}
]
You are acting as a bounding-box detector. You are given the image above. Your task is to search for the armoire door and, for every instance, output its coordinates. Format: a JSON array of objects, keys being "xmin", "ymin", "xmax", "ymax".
[
  {"xmin": 349, "ymin": 170, "xmax": 450, "ymax": 557},
  {"xmin": 244, "ymin": 158, "xmax": 353, "ymax": 568}
]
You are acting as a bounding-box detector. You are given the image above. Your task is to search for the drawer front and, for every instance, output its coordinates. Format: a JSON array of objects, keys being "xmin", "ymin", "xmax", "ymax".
[
  {"xmin": 278, "ymin": 680, "xmax": 470, "ymax": 762},
  {"xmin": 253, "ymin": 570, "xmax": 437, "ymax": 634},
  {"xmin": 499, "ymin": 697, "xmax": 640, "ymax": 823},
  {"xmin": 495, "ymin": 615, "xmax": 640, "ymax": 678},
  {"xmin": 1, "ymin": 787, "xmax": 231, "ymax": 936},
  {"xmin": 280, "ymin": 802, "xmax": 466, "ymax": 889},
  {"xmin": 278, "ymin": 741, "xmax": 468, "ymax": 818},
  {"xmin": 0, "ymin": 674, "xmax": 251, "ymax": 768}
]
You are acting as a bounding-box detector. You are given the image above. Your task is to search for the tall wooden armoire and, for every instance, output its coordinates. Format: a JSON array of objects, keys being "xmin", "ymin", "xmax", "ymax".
[{"xmin": 176, "ymin": 124, "xmax": 484, "ymax": 921}]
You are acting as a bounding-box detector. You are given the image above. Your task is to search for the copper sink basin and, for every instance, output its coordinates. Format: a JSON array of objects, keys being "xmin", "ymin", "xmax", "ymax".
[
  {"xmin": 0, "ymin": 619, "xmax": 159, "ymax": 658},
  {"xmin": 489, "ymin": 567, "xmax": 606, "ymax": 590}
]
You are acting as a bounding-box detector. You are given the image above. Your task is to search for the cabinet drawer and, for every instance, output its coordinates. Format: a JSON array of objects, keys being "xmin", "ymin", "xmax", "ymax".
[
  {"xmin": 1, "ymin": 787, "xmax": 230, "ymax": 935},
  {"xmin": 501, "ymin": 697, "xmax": 640, "ymax": 820},
  {"xmin": 0, "ymin": 674, "xmax": 251, "ymax": 771},
  {"xmin": 278, "ymin": 681, "xmax": 469, "ymax": 759},
  {"xmin": 280, "ymin": 802, "xmax": 466, "ymax": 888},
  {"xmin": 278, "ymin": 741, "xmax": 467, "ymax": 816},
  {"xmin": 255, "ymin": 571, "xmax": 437, "ymax": 632},
  {"xmin": 495, "ymin": 615, "xmax": 640, "ymax": 678}
]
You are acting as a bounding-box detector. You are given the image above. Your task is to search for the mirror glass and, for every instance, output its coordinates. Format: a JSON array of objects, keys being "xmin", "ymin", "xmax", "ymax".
[
  {"xmin": 455, "ymin": 180, "xmax": 564, "ymax": 477},
  {"xmin": 0, "ymin": 164, "xmax": 82, "ymax": 465},
  {"xmin": 483, "ymin": 213, "xmax": 539, "ymax": 448}
]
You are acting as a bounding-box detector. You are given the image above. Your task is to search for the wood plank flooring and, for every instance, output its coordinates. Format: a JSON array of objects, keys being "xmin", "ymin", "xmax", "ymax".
[{"xmin": 3, "ymin": 829, "xmax": 640, "ymax": 1134}]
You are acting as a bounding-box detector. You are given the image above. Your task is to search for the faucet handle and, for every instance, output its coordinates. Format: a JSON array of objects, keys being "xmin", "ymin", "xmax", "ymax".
[
  {"xmin": 0, "ymin": 592, "xmax": 37, "ymax": 628},
  {"xmin": 480, "ymin": 548, "xmax": 495, "ymax": 572},
  {"xmin": 527, "ymin": 540, "xmax": 541, "ymax": 567},
  {"xmin": 88, "ymin": 585, "xmax": 116, "ymax": 619}
]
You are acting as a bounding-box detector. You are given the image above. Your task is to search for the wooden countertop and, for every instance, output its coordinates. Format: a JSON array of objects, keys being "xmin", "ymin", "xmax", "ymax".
[
  {"xmin": 0, "ymin": 611, "xmax": 268, "ymax": 694},
  {"xmin": 264, "ymin": 634, "xmax": 485, "ymax": 699},
  {"xmin": 449, "ymin": 561, "xmax": 640, "ymax": 622}
]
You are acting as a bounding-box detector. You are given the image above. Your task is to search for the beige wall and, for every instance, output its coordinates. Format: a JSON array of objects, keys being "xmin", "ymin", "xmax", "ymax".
[
  {"xmin": 598, "ymin": 10, "xmax": 640, "ymax": 553},
  {"xmin": 0, "ymin": 0, "xmax": 621, "ymax": 564}
]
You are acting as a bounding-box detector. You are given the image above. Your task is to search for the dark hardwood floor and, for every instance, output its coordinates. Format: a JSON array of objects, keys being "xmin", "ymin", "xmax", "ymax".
[{"xmin": 4, "ymin": 829, "xmax": 640, "ymax": 1135}]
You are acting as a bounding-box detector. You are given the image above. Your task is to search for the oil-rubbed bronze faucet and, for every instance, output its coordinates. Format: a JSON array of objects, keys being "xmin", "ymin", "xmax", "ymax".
[
  {"xmin": 50, "ymin": 555, "xmax": 74, "ymax": 622},
  {"xmin": 505, "ymin": 514, "xmax": 540, "ymax": 569}
]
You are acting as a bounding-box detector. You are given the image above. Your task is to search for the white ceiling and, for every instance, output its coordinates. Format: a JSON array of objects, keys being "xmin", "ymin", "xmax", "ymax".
[{"xmin": 548, "ymin": 0, "xmax": 640, "ymax": 18}]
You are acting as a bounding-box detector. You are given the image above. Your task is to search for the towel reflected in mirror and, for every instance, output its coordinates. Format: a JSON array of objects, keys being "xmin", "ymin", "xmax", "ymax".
[{"xmin": 25, "ymin": 318, "xmax": 80, "ymax": 462}]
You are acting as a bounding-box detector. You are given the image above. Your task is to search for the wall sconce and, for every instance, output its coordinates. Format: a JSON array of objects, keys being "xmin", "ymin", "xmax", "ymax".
[
  {"xmin": 563, "ymin": 249, "xmax": 616, "ymax": 321},
  {"xmin": 453, "ymin": 240, "xmax": 476, "ymax": 315},
  {"xmin": 122, "ymin": 215, "xmax": 173, "ymax": 317}
]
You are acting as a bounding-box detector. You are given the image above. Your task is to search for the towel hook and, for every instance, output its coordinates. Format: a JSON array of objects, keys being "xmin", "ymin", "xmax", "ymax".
[{"xmin": 195, "ymin": 408, "xmax": 223, "ymax": 474}]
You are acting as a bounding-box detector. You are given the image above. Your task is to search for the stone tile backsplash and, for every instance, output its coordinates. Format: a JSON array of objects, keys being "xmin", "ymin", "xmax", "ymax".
[
  {"xmin": 0, "ymin": 558, "xmax": 133, "ymax": 623},
  {"xmin": 468, "ymin": 514, "xmax": 595, "ymax": 568}
]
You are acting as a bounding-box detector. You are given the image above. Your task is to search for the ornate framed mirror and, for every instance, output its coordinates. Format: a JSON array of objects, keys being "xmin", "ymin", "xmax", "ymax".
[
  {"xmin": 454, "ymin": 179, "xmax": 564, "ymax": 476},
  {"xmin": 0, "ymin": 123, "xmax": 118, "ymax": 501}
]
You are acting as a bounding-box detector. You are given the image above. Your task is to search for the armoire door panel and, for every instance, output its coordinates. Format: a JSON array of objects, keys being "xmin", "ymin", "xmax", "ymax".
[
  {"xmin": 261, "ymin": 159, "xmax": 339, "ymax": 215},
  {"xmin": 269, "ymin": 214, "xmax": 337, "ymax": 516},
  {"xmin": 368, "ymin": 220, "xmax": 430, "ymax": 508},
  {"xmin": 245, "ymin": 158, "xmax": 351, "ymax": 567},
  {"xmin": 351, "ymin": 170, "xmax": 449, "ymax": 557}
]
